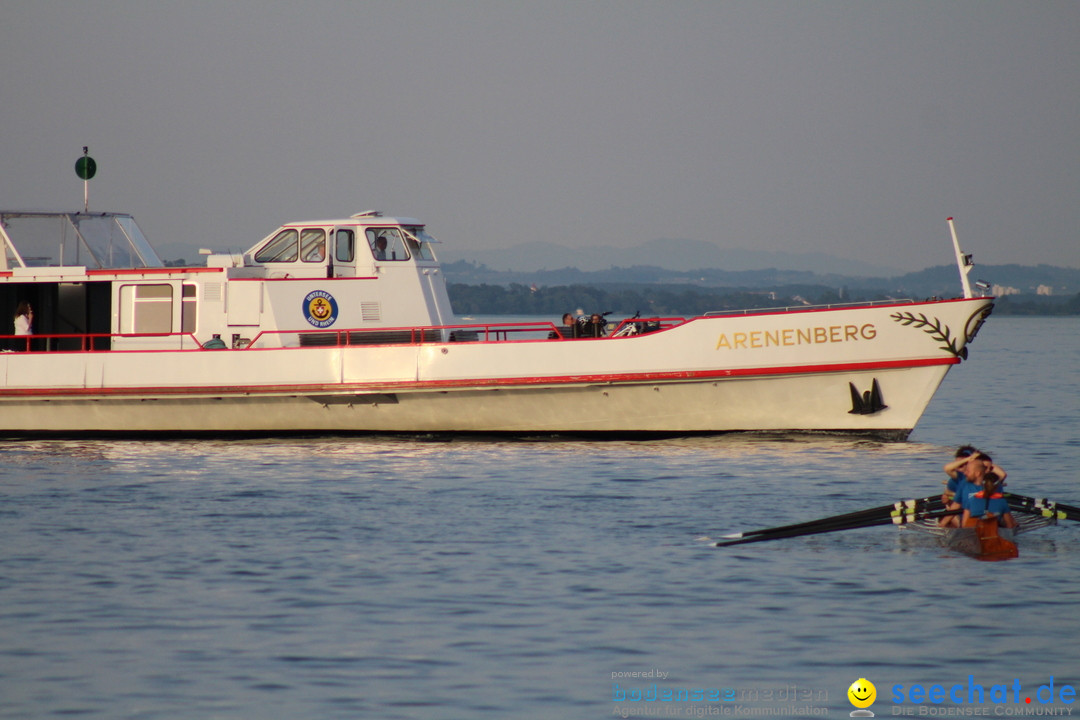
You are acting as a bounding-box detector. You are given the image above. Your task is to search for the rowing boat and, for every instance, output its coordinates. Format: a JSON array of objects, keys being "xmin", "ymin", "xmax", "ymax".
[
  {"xmin": 904, "ymin": 511, "xmax": 1058, "ymax": 560},
  {"xmin": 902, "ymin": 512, "xmax": 1053, "ymax": 540},
  {"xmin": 901, "ymin": 514, "xmax": 1053, "ymax": 560}
]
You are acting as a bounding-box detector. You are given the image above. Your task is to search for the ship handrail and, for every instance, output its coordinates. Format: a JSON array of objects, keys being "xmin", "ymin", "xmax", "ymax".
[
  {"xmin": 0, "ymin": 321, "xmax": 622, "ymax": 352},
  {"xmin": 247, "ymin": 317, "xmax": 693, "ymax": 349},
  {"xmin": 248, "ymin": 321, "xmax": 570, "ymax": 348},
  {"xmin": 0, "ymin": 331, "xmax": 203, "ymax": 352}
]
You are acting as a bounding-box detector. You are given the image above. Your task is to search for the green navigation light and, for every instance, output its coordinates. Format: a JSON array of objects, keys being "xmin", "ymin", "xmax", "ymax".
[{"xmin": 75, "ymin": 155, "xmax": 97, "ymax": 180}]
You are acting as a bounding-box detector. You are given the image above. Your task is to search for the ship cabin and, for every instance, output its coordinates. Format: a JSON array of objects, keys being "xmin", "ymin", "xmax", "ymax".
[{"xmin": 0, "ymin": 210, "xmax": 455, "ymax": 353}]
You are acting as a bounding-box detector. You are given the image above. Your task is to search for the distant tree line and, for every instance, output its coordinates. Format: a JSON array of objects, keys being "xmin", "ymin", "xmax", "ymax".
[
  {"xmin": 447, "ymin": 283, "xmax": 1080, "ymax": 316},
  {"xmin": 992, "ymin": 293, "xmax": 1080, "ymax": 316},
  {"xmin": 450, "ymin": 283, "xmax": 859, "ymax": 317}
]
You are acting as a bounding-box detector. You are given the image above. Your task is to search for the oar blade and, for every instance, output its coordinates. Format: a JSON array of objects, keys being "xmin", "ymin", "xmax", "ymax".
[
  {"xmin": 1005, "ymin": 494, "xmax": 1080, "ymax": 523},
  {"xmin": 714, "ymin": 518, "xmax": 890, "ymax": 547}
]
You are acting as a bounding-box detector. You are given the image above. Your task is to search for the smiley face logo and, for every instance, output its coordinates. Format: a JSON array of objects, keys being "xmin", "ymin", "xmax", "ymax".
[{"xmin": 848, "ymin": 678, "xmax": 876, "ymax": 711}]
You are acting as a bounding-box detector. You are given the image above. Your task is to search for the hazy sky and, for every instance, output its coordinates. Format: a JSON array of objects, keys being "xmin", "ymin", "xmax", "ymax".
[{"xmin": 2, "ymin": 1, "xmax": 1077, "ymax": 271}]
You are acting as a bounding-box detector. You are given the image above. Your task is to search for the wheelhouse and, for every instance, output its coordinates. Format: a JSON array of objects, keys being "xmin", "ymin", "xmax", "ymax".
[{"xmin": 240, "ymin": 211, "xmax": 441, "ymax": 280}]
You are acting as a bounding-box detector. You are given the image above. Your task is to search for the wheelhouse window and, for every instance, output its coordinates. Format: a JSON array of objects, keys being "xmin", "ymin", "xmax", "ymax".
[
  {"xmin": 119, "ymin": 283, "xmax": 174, "ymax": 334},
  {"xmin": 366, "ymin": 228, "xmax": 410, "ymax": 261},
  {"xmin": 300, "ymin": 228, "xmax": 326, "ymax": 262},
  {"xmin": 335, "ymin": 229, "xmax": 355, "ymax": 262},
  {"xmin": 403, "ymin": 226, "xmax": 438, "ymax": 261},
  {"xmin": 254, "ymin": 229, "xmax": 298, "ymax": 263}
]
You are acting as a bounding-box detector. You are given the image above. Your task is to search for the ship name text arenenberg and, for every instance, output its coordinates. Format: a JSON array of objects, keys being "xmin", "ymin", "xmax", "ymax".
[{"xmin": 715, "ymin": 324, "xmax": 877, "ymax": 350}]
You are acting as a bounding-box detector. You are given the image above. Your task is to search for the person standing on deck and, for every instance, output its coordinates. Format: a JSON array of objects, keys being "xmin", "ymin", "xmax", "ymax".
[
  {"xmin": 12, "ymin": 301, "xmax": 32, "ymax": 350},
  {"xmin": 13, "ymin": 301, "xmax": 32, "ymax": 335}
]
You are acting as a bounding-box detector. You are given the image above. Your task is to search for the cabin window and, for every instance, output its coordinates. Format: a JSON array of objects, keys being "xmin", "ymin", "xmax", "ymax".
[
  {"xmin": 254, "ymin": 229, "xmax": 298, "ymax": 263},
  {"xmin": 300, "ymin": 228, "xmax": 326, "ymax": 262},
  {"xmin": 335, "ymin": 229, "xmax": 355, "ymax": 262},
  {"xmin": 119, "ymin": 283, "xmax": 174, "ymax": 334},
  {"xmin": 403, "ymin": 226, "xmax": 437, "ymax": 261},
  {"xmin": 181, "ymin": 284, "xmax": 197, "ymax": 333},
  {"xmin": 366, "ymin": 228, "xmax": 410, "ymax": 262}
]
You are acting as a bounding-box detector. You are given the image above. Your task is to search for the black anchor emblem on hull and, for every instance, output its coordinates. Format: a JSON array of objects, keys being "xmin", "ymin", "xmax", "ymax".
[{"xmin": 848, "ymin": 379, "xmax": 888, "ymax": 415}]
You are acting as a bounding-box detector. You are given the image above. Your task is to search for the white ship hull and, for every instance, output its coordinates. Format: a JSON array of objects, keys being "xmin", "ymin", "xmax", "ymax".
[
  {"xmin": 0, "ymin": 298, "xmax": 992, "ymax": 437},
  {"xmin": 0, "ymin": 366, "xmax": 949, "ymax": 437},
  {"xmin": 1, "ymin": 209, "xmax": 994, "ymax": 437}
]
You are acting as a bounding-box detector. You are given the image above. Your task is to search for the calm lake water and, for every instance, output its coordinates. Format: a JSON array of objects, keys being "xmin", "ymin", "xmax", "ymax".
[{"xmin": 1, "ymin": 316, "xmax": 1078, "ymax": 719}]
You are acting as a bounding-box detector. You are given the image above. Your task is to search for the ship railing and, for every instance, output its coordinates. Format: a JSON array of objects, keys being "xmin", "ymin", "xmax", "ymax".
[
  {"xmin": 252, "ymin": 321, "xmax": 570, "ymax": 349},
  {"xmin": 1, "ymin": 320, "xmax": 643, "ymax": 353},
  {"xmin": 1, "ymin": 313, "xmax": 695, "ymax": 354},
  {"xmin": 443, "ymin": 319, "xmax": 688, "ymax": 341},
  {"xmin": 245, "ymin": 318, "xmax": 703, "ymax": 349},
  {"xmin": 0, "ymin": 331, "xmax": 203, "ymax": 353},
  {"xmin": 445, "ymin": 321, "xmax": 565, "ymax": 343}
]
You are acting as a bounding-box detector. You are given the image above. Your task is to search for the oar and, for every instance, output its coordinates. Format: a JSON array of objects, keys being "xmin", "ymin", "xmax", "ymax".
[
  {"xmin": 1004, "ymin": 494, "xmax": 1080, "ymax": 522},
  {"xmin": 714, "ymin": 505, "xmax": 954, "ymax": 547},
  {"xmin": 714, "ymin": 495, "xmax": 942, "ymax": 545},
  {"xmin": 715, "ymin": 509, "xmax": 957, "ymax": 547},
  {"xmin": 714, "ymin": 497, "xmax": 943, "ymax": 545}
]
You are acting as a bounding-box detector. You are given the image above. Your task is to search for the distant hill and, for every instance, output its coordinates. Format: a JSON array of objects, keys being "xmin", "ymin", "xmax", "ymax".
[
  {"xmin": 447, "ymin": 276, "xmax": 1080, "ymax": 317},
  {"xmin": 438, "ymin": 234, "xmax": 1080, "ymax": 302},
  {"xmin": 440, "ymin": 237, "xmax": 902, "ymax": 277},
  {"xmin": 443, "ymin": 260, "xmax": 1080, "ymax": 301}
]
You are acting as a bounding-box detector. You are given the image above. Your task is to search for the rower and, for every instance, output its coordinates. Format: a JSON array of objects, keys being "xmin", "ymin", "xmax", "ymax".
[
  {"xmin": 940, "ymin": 448, "xmax": 1007, "ymax": 528},
  {"xmin": 962, "ymin": 473, "xmax": 1017, "ymax": 529},
  {"xmin": 940, "ymin": 446, "xmax": 976, "ymax": 527},
  {"xmin": 941, "ymin": 446, "xmax": 977, "ymax": 508}
]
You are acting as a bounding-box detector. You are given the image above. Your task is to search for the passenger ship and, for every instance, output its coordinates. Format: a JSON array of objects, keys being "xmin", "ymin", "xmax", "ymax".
[{"xmin": 0, "ymin": 209, "xmax": 992, "ymax": 437}]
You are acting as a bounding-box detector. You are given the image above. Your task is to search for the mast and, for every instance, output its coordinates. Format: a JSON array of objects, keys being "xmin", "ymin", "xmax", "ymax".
[{"xmin": 947, "ymin": 217, "xmax": 974, "ymax": 299}]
